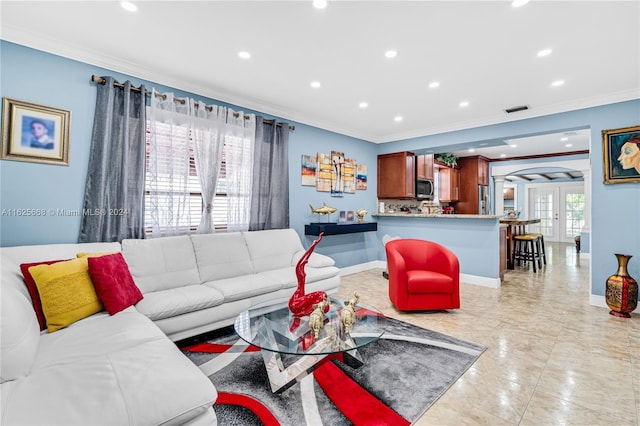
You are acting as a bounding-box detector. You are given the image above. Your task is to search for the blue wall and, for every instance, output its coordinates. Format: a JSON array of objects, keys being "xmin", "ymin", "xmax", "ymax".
[
  {"xmin": 2, "ymin": 41, "xmax": 639, "ymax": 297},
  {"xmin": 0, "ymin": 41, "xmax": 377, "ymax": 267}
]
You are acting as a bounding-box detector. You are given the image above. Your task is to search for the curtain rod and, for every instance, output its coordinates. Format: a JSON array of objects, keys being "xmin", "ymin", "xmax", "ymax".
[{"xmin": 90, "ymin": 75, "xmax": 294, "ymax": 131}]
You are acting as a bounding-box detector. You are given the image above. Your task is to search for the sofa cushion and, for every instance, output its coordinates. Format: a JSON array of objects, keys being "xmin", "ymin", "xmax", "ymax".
[
  {"xmin": 242, "ymin": 229, "xmax": 304, "ymax": 273},
  {"xmin": 204, "ymin": 274, "xmax": 283, "ymax": 302},
  {"xmin": 122, "ymin": 235, "xmax": 200, "ymax": 293},
  {"xmin": 191, "ymin": 232, "xmax": 254, "ymax": 281},
  {"xmin": 88, "ymin": 253, "xmax": 144, "ymax": 315},
  {"xmin": 20, "ymin": 258, "xmax": 68, "ymax": 330},
  {"xmin": 1, "ymin": 310, "xmax": 217, "ymax": 426},
  {"xmin": 28, "ymin": 258, "xmax": 104, "ymax": 332},
  {"xmin": 135, "ymin": 286, "xmax": 225, "ymax": 321},
  {"xmin": 0, "ymin": 287, "xmax": 40, "ymax": 383}
]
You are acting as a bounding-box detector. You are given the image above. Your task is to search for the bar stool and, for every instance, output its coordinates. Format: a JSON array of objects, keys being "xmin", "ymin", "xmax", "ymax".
[
  {"xmin": 527, "ymin": 232, "xmax": 547, "ymax": 265},
  {"xmin": 513, "ymin": 234, "xmax": 542, "ymax": 272}
]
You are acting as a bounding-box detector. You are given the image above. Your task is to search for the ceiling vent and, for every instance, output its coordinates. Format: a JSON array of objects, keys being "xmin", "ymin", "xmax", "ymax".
[{"xmin": 504, "ymin": 105, "xmax": 529, "ymax": 114}]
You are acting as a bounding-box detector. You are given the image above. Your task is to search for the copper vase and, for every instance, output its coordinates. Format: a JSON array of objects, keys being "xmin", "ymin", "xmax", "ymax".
[{"xmin": 605, "ymin": 254, "xmax": 638, "ymax": 318}]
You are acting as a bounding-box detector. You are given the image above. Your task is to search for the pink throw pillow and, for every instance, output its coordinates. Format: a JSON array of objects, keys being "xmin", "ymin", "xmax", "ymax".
[
  {"xmin": 87, "ymin": 253, "xmax": 143, "ymax": 315},
  {"xmin": 20, "ymin": 259, "xmax": 67, "ymax": 330}
]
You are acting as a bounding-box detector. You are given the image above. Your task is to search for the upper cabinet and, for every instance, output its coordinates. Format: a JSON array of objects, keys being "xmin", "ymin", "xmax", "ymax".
[
  {"xmin": 377, "ymin": 151, "xmax": 415, "ymax": 199},
  {"xmin": 455, "ymin": 156, "xmax": 491, "ymax": 214},
  {"xmin": 438, "ymin": 166, "xmax": 460, "ymax": 202},
  {"xmin": 416, "ymin": 154, "xmax": 434, "ymax": 180}
]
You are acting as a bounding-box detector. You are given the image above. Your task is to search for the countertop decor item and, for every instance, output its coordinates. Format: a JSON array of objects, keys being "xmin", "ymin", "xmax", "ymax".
[
  {"xmin": 356, "ymin": 208, "xmax": 368, "ymax": 223},
  {"xmin": 309, "ymin": 296, "xmax": 330, "ymax": 338},
  {"xmin": 605, "ymin": 254, "xmax": 637, "ymax": 318},
  {"xmin": 435, "ymin": 153, "xmax": 457, "ymax": 168},
  {"xmin": 310, "ymin": 202, "xmax": 337, "ymax": 223},
  {"xmin": 340, "ymin": 291, "xmax": 360, "ymax": 333},
  {"xmin": 289, "ymin": 232, "xmax": 330, "ymax": 317}
]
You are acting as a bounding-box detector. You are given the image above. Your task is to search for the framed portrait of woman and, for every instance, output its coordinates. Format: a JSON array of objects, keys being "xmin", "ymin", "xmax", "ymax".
[
  {"xmin": 1, "ymin": 97, "xmax": 71, "ymax": 166},
  {"xmin": 602, "ymin": 125, "xmax": 640, "ymax": 184}
]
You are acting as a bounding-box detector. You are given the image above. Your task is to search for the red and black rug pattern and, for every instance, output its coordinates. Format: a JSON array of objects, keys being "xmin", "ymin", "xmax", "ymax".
[{"xmin": 179, "ymin": 317, "xmax": 485, "ymax": 426}]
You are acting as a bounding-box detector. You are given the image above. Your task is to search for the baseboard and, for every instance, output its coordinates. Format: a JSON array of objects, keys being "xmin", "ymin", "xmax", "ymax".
[
  {"xmin": 340, "ymin": 261, "xmax": 501, "ymax": 289},
  {"xmin": 460, "ymin": 273, "xmax": 501, "ymax": 289},
  {"xmin": 590, "ymin": 294, "xmax": 640, "ymax": 313}
]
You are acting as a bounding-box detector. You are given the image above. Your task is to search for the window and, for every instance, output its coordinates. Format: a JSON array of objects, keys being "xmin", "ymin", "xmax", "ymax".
[{"xmin": 144, "ymin": 120, "xmax": 229, "ymax": 236}]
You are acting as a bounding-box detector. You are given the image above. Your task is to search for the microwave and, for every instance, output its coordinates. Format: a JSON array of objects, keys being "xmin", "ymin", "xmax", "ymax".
[{"xmin": 416, "ymin": 178, "xmax": 434, "ymax": 200}]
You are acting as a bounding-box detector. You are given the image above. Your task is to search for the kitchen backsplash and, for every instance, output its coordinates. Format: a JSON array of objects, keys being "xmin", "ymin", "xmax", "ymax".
[{"xmin": 377, "ymin": 199, "xmax": 452, "ymax": 214}]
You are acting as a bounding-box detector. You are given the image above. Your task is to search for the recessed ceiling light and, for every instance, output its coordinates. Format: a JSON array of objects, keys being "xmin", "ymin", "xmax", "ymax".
[
  {"xmin": 459, "ymin": 101, "xmax": 470, "ymax": 107},
  {"xmin": 359, "ymin": 102, "xmax": 368, "ymax": 109},
  {"xmin": 313, "ymin": 0, "xmax": 328, "ymax": 9},
  {"xmin": 500, "ymin": 154, "xmax": 507, "ymax": 158},
  {"xmin": 429, "ymin": 81, "xmax": 440, "ymax": 89},
  {"xmin": 385, "ymin": 50, "xmax": 398, "ymax": 59},
  {"xmin": 512, "ymin": 0, "xmax": 530, "ymax": 7},
  {"xmin": 310, "ymin": 81, "xmax": 321, "ymax": 89},
  {"xmin": 537, "ymin": 49, "xmax": 552, "ymax": 57},
  {"xmin": 394, "ymin": 116, "xmax": 403, "ymax": 122},
  {"xmin": 510, "ymin": 144, "xmax": 517, "ymax": 148},
  {"xmin": 560, "ymin": 137, "xmax": 568, "ymax": 141},
  {"xmin": 468, "ymin": 148, "xmax": 475, "ymax": 153},
  {"xmin": 238, "ymin": 51, "xmax": 251, "ymax": 60},
  {"xmin": 121, "ymin": 1, "xmax": 137, "ymax": 12},
  {"xmin": 565, "ymin": 143, "xmax": 573, "ymax": 147},
  {"xmin": 552, "ymin": 80, "xmax": 565, "ymax": 87}
]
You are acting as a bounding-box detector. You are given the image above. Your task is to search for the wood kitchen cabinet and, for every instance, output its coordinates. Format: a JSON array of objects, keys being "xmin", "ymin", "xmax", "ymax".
[
  {"xmin": 416, "ymin": 154, "xmax": 434, "ymax": 180},
  {"xmin": 456, "ymin": 156, "xmax": 490, "ymax": 214},
  {"xmin": 377, "ymin": 151, "xmax": 415, "ymax": 199},
  {"xmin": 438, "ymin": 166, "xmax": 459, "ymax": 202}
]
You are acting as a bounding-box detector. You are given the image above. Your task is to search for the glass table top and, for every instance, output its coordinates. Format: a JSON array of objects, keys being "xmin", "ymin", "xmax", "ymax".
[{"xmin": 234, "ymin": 296, "xmax": 386, "ymax": 356}]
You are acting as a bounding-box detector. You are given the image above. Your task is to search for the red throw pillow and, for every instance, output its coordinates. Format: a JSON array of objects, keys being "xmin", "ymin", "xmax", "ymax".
[
  {"xmin": 20, "ymin": 259, "xmax": 67, "ymax": 330},
  {"xmin": 87, "ymin": 253, "xmax": 143, "ymax": 315}
]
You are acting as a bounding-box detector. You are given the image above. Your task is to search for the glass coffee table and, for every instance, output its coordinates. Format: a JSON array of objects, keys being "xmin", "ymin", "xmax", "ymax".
[{"xmin": 234, "ymin": 296, "xmax": 385, "ymax": 393}]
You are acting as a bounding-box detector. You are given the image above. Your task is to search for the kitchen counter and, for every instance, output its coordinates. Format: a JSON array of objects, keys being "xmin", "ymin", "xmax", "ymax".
[
  {"xmin": 374, "ymin": 212, "xmax": 502, "ymax": 287},
  {"xmin": 373, "ymin": 213, "xmax": 500, "ymax": 219}
]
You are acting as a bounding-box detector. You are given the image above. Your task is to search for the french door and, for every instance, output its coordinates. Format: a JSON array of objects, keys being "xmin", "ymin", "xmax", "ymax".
[{"xmin": 526, "ymin": 183, "xmax": 584, "ymax": 243}]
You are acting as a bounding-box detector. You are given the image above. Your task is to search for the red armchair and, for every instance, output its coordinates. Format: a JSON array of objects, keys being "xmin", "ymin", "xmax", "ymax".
[{"xmin": 385, "ymin": 239, "xmax": 460, "ymax": 311}]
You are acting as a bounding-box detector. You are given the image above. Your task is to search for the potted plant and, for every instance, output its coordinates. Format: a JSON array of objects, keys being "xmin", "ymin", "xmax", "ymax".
[{"xmin": 436, "ymin": 153, "xmax": 458, "ymax": 167}]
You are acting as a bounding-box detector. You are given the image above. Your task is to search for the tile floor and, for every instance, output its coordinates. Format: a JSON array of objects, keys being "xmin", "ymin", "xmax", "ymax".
[{"xmin": 336, "ymin": 242, "xmax": 639, "ymax": 425}]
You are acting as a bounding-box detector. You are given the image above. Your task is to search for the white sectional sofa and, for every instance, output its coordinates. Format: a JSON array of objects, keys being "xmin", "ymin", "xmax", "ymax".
[{"xmin": 1, "ymin": 229, "xmax": 340, "ymax": 425}]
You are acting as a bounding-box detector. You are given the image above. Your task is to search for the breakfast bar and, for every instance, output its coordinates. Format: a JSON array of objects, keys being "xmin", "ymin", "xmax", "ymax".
[{"xmin": 373, "ymin": 212, "xmax": 502, "ymax": 287}]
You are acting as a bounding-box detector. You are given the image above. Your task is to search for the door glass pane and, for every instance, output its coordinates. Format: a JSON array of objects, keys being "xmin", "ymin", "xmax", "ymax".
[
  {"xmin": 534, "ymin": 192, "xmax": 553, "ymax": 237},
  {"xmin": 565, "ymin": 192, "xmax": 585, "ymax": 239}
]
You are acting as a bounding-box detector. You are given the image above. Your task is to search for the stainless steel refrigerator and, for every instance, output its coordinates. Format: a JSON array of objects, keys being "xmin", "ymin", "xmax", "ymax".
[{"xmin": 478, "ymin": 185, "xmax": 490, "ymax": 215}]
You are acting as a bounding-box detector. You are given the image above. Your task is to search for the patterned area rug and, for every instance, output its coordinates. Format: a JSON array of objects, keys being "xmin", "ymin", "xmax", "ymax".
[{"xmin": 179, "ymin": 317, "xmax": 485, "ymax": 425}]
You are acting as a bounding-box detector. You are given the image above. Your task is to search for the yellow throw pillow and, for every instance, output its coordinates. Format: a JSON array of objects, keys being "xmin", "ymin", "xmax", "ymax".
[{"xmin": 29, "ymin": 258, "xmax": 104, "ymax": 332}]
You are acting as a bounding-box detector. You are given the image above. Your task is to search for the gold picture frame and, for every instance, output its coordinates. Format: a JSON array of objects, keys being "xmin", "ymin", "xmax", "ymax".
[
  {"xmin": 602, "ymin": 125, "xmax": 640, "ymax": 184},
  {"xmin": 1, "ymin": 97, "xmax": 71, "ymax": 166}
]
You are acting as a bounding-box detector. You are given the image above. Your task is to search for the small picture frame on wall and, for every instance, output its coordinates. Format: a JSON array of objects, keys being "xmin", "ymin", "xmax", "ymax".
[
  {"xmin": 602, "ymin": 125, "xmax": 640, "ymax": 184},
  {"xmin": 1, "ymin": 97, "xmax": 71, "ymax": 166}
]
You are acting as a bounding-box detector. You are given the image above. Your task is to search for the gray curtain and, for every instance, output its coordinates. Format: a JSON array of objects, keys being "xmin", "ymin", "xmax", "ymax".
[
  {"xmin": 78, "ymin": 77, "xmax": 147, "ymax": 242},
  {"xmin": 249, "ymin": 117, "xmax": 289, "ymax": 230}
]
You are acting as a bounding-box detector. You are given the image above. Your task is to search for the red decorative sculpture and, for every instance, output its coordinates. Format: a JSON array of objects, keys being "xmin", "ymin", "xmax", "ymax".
[{"xmin": 288, "ymin": 232, "xmax": 330, "ymax": 317}]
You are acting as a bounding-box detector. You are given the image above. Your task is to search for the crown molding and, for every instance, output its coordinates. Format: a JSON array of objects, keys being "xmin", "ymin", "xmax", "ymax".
[{"xmin": 2, "ymin": 27, "xmax": 638, "ymax": 145}]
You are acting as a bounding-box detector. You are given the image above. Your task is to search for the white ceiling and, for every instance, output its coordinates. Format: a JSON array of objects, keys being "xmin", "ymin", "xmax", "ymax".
[
  {"xmin": 1, "ymin": 0, "xmax": 639, "ymax": 149},
  {"xmin": 448, "ymin": 128, "xmax": 591, "ymax": 159}
]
